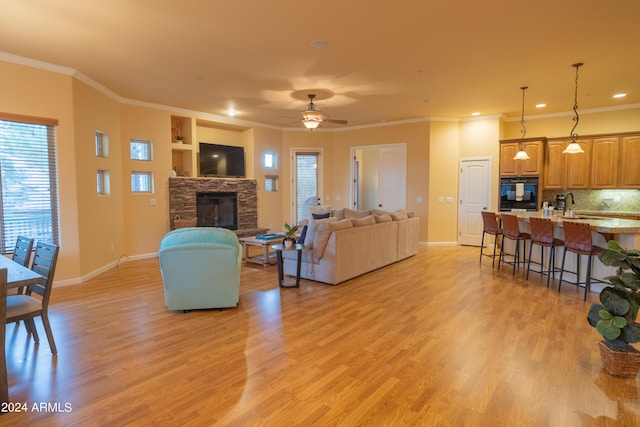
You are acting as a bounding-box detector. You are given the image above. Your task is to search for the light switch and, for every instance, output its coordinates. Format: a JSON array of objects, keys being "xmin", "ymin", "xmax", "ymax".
[
  {"xmin": 417, "ymin": 196, "xmax": 423, "ymax": 203},
  {"xmin": 438, "ymin": 197, "xmax": 444, "ymax": 203},
  {"xmin": 149, "ymin": 198, "xmax": 157, "ymax": 206},
  {"xmin": 446, "ymin": 197, "xmax": 454, "ymax": 204},
  {"xmin": 335, "ymin": 195, "xmax": 341, "ymax": 201}
]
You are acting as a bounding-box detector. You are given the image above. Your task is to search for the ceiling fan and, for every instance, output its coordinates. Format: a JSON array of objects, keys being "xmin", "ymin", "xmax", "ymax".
[{"xmin": 300, "ymin": 94, "xmax": 348, "ymax": 130}]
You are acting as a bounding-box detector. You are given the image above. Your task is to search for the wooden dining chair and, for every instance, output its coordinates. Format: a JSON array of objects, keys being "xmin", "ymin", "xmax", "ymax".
[
  {"xmin": 12, "ymin": 235, "xmax": 35, "ymax": 268},
  {"xmin": 6, "ymin": 242, "xmax": 59, "ymax": 354},
  {"xmin": 11, "ymin": 235, "xmax": 35, "ymax": 295},
  {"xmin": 0, "ymin": 268, "xmax": 8, "ymax": 404}
]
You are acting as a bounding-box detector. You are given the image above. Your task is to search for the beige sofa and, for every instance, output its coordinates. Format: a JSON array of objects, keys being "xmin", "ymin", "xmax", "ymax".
[{"xmin": 283, "ymin": 209, "xmax": 420, "ymax": 285}]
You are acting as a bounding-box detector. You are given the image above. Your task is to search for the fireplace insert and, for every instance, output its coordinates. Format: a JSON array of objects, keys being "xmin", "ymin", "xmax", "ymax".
[{"xmin": 196, "ymin": 192, "xmax": 238, "ymax": 230}]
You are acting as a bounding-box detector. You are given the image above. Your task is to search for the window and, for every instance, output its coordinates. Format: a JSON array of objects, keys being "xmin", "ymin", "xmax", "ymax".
[
  {"xmin": 97, "ymin": 170, "xmax": 110, "ymax": 195},
  {"xmin": 130, "ymin": 139, "xmax": 152, "ymax": 161},
  {"xmin": 96, "ymin": 131, "xmax": 109, "ymax": 157},
  {"xmin": 131, "ymin": 171, "xmax": 153, "ymax": 193},
  {"xmin": 265, "ymin": 175, "xmax": 279, "ymax": 192},
  {"xmin": 264, "ymin": 152, "xmax": 277, "ymax": 168},
  {"xmin": 0, "ymin": 116, "xmax": 60, "ymax": 252}
]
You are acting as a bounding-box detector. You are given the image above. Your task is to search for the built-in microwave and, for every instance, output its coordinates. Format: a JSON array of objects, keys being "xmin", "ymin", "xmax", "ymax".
[{"xmin": 499, "ymin": 177, "xmax": 539, "ymax": 212}]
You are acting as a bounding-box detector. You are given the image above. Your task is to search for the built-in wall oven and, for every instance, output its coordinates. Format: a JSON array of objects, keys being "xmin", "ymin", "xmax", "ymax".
[{"xmin": 499, "ymin": 177, "xmax": 539, "ymax": 212}]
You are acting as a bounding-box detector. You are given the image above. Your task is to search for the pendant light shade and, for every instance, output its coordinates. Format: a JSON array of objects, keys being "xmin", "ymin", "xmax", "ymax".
[
  {"xmin": 562, "ymin": 63, "xmax": 585, "ymax": 154},
  {"xmin": 513, "ymin": 86, "xmax": 530, "ymax": 160}
]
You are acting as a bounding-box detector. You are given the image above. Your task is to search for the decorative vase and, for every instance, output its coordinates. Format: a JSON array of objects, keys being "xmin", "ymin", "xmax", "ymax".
[
  {"xmin": 598, "ymin": 341, "xmax": 640, "ymax": 378},
  {"xmin": 283, "ymin": 237, "xmax": 295, "ymax": 249}
]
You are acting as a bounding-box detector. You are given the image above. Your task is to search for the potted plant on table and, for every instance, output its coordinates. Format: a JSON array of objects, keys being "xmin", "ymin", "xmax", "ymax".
[
  {"xmin": 587, "ymin": 240, "xmax": 640, "ymax": 377},
  {"xmin": 282, "ymin": 222, "xmax": 298, "ymax": 249}
]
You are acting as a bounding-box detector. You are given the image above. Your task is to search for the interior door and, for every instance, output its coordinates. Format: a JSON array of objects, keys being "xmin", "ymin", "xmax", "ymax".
[
  {"xmin": 458, "ymin": 158, "xmax": 492, "ymax": 246},
  {"xmin": 378, "ymin": 146, "xmax": 406, "ymax": 211},
  {"xmin": 351, "ymin": 144, "xmax": 406, "ymax": 212}
]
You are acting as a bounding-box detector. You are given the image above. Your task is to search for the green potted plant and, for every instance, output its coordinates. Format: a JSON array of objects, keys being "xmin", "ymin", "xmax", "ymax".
[
  {"xmin": 282, "ymin": 222, "xmax": 298, "ymax": 248},
  {"xmin": 587, "ymin": 240, "xmax": 640, "ymax": 377}
]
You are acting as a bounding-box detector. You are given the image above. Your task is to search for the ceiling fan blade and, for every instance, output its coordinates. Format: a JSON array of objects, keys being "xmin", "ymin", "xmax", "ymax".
[{"xmin": 323, "ymin": 118, "xmax": 348, "ymax": 125}]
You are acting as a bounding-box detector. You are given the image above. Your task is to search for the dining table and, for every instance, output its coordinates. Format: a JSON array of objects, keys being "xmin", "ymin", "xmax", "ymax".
[{"xmin": 0, "ymin": 256, "xmax": 45, "ymax": 405}]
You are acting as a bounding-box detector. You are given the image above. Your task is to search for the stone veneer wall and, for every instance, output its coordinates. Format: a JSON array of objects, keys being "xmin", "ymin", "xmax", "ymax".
[{"xmin": 168, "ymin": 177, "xmax": 258, "ymax": 231}]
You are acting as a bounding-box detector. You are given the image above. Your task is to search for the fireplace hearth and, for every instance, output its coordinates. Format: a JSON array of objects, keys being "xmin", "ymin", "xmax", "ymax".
[{"xmin": 196, "ymin": 192, "xmax": 238, "ymax": 229}]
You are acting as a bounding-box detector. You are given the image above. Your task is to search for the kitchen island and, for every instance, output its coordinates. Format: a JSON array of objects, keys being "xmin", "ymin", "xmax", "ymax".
[{"xmin": 497, "ymin": 211, "xmax": 640, "ymax": 294}]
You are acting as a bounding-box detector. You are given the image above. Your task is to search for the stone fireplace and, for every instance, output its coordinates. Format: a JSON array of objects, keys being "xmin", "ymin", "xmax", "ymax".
[{"xmin": 168, "ymin": 178, "xmax": 266, "ymax": 236}]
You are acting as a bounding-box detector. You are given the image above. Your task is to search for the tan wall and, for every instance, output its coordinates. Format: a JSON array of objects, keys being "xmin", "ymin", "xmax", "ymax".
[
  {"xmin": 0, "ymin": 61, "xmax": 81, "ymax": 282},
  {"xmin": 427, "ymin": 121, "xmax": 459, "ymax": 243},
  {"xmin": 120, "ymin": 104, "xmax": 172, "ymax": 256},
  {"xmin": 72, "ymin": 79, "xmax": 125, "ymax": 273},
  {"xmin": 252, "ymin": 127, "xmax": 285, "ymax": 231}
]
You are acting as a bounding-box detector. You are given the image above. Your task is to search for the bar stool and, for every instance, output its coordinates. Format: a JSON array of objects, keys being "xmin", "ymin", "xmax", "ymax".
[
  {"xmin": 558, "ymin": 221, "xmax": 605, "ymax": 301},
  {"xmin": 498, "ymin": 214, "xmax": 531, "ymax": 275},
  {"xmin": 480, "ymin": 211, "xmax": 502, "ymax": 267},
  {"xmin": 526, "ymin": 217, "xmax": 564, "ymax": 287}
]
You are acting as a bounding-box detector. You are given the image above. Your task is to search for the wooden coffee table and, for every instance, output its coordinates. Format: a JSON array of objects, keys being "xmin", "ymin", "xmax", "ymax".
[{"xmin": 239, "ymin": 235, "xmax": 283, "ymax": 266}]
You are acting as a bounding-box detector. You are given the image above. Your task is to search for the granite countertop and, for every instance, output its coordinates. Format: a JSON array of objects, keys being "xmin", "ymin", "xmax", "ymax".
[
  {"xmin": 501, "ymin": 211, "xmax": 640, "ymax": 234},
  {"xmin": 575, "ymin": 210, "xmax": 640, "ymax": 220}
]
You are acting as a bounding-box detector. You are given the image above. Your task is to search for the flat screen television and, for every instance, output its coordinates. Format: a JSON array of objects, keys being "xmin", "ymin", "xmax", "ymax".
[{"xmin": 199, "ymin": 143, "xmax": 246, "ymax": 178}]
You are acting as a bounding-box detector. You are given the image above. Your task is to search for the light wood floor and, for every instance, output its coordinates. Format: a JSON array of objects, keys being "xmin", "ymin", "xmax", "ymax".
[{"xmin": 3, "ymin": 246, "xmax": 639, "ymax": 425}]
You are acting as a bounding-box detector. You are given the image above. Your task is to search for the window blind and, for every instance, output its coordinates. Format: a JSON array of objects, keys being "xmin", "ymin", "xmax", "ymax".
[{"xmin": 0, "ymin": 119, "xmax": 60, "ymax": 253}]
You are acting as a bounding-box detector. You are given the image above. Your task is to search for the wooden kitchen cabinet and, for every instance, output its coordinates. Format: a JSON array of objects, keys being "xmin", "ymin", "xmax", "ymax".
[
  {"xmin": 499, "ymin": 139, "xmax": 544, "ymax": 176},
  {"xmin": 543, "ymin": 139, "xmax": 567, "ymax": 189},
  {"xmin": 544, "ymin": 138, "xmax": 591, "ymax": 189},
  {"xmin": 620, "ymin": 135, "xmax": 640, "ymax": 188},
  {"xmin": 591, "ymin": 137, "xmax": 619, "ymax": 188}
]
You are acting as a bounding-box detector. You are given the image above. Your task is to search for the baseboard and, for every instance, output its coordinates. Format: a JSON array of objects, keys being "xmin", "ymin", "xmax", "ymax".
[
  {"xmin": 52, "ymin": 252, "xmax": 158, "ymax": 288},
  {"xmin": 424, "ymin": 241, "xmax": 459, "ymax": 247}
]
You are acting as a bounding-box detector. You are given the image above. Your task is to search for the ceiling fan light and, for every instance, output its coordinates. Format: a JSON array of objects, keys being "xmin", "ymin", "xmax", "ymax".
[
  {"xmin": 302, "ymin": 111, "xmax": 323, "ymax": 121},
  {"xmin": 303, "ymin": 119, "xmax": 320, "ymax": 130},
  {"xmin": 513, "ymin": 149, "xmax": 530, "ymax": 160},
  {"xmin": 562, "ymin": 141, "xmax": 584, "ymax": 154}
]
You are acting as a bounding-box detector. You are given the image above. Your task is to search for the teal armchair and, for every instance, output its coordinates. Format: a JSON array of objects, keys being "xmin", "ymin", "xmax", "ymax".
[{"xmin": 159, "ymin": 227, "xmax": 241, "ymax": 311}]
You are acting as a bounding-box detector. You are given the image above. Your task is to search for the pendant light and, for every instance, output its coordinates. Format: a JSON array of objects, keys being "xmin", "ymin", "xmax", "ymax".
[
  {"xmin": 513, "ymin": 86, "xmax": 530, "ymax": 160},
  {"xmin": 562, "ymin": 63, "xmax": 585, "ymax": 154}
]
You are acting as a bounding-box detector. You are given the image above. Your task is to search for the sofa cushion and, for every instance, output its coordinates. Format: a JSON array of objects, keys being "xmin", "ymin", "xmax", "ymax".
[
  {"xmin": 352, "ymin": 215, "xmax": 376, "ymax": 227},
  {"xmin": 344, "ymin": 208, "xmax": 372, "ymax": 219},
  {"xmin": 331, "ymin": 208, "xmax": 346, "ymax": 220},
  {"xmin": 374, "ymin": 214, "xmax": 392, "ymax": 223},
  {"xmin": 372, "ymin": 208, "xmax": 392, "ymax": 216},
  {"xmin": 313, "ymin": 219, "xmax": 353, "ymax": 260},
  {"xmin": 304, "ymin": 217, "xmax": 338, "ymax": 249},
  {"xmin": 391, "ymin": 210, "xmax": 409, "ymax": 221}
]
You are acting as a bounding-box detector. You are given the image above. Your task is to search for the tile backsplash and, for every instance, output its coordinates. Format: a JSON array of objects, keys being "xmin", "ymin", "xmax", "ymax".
[{"xmin": 541, "ymin": 189, "xmax": 640, "ymax": 212}]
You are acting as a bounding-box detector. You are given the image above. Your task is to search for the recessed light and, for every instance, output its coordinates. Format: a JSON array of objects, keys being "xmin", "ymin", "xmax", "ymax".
[
  {"xmin": 471, "ymin": 112, "xmax": 481, "ymax": 116},
  {"xmin": 310, "ymin": 40, "xmax": 329, "ymax": 49},
  {"xmin": 535, "ymin": 103, "xmax": 546, "ymax": 108},
  {"xmin": 613, "ymin": 93, "xmax": 627, "ymax": 99},
  {"xmin": 226, "ymin": 108, "xmax": 236, "ymax": 117}
]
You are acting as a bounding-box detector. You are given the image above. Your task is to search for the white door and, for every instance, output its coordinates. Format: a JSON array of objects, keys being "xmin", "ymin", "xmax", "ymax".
[
  {"xmin": 378, "ymin": 146, "xmax": 406, "ymax": 211},
  {"xmin": 351, "ymin": 144, "xmax": 406, "ymax": 212},
  {"xmin": 458, "ymin": 158, "xmax": 492, "ymax": 246}
]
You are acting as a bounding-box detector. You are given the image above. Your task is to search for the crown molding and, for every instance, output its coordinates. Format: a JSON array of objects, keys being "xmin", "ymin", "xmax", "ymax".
[{"xmin": 502, "ymin": 103, "xmax": 640, "ymax": 122}]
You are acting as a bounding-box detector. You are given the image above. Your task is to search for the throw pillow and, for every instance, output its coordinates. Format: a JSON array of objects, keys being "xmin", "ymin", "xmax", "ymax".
[
  {"xmin": 308, "ymin": 205, "xmax": 331, "ymax": 217},
  {"xmin": 298, "ymin": 225, "xmax": 308, "ymax": 245},
  {"xmin": 313, "ymin": 219, "xmax": 353, "ymax": 260},
  {"xmin": 304, "ymin": 217, "xmax": 338, "ymax": 249},
  {"xmin": 312, "ymin": 212, "xmax": 330, "ymax": 219},
  {"xmin": 374, "ymin": 214, "xmax": 392, "ymax": 223},
  {"xmin": 344, "ymin": 208, "xmax": 372, "ymax": 219},
  {"xmin": 352, "ymin": 215, "xmax": 376, "ymax": 227}
]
